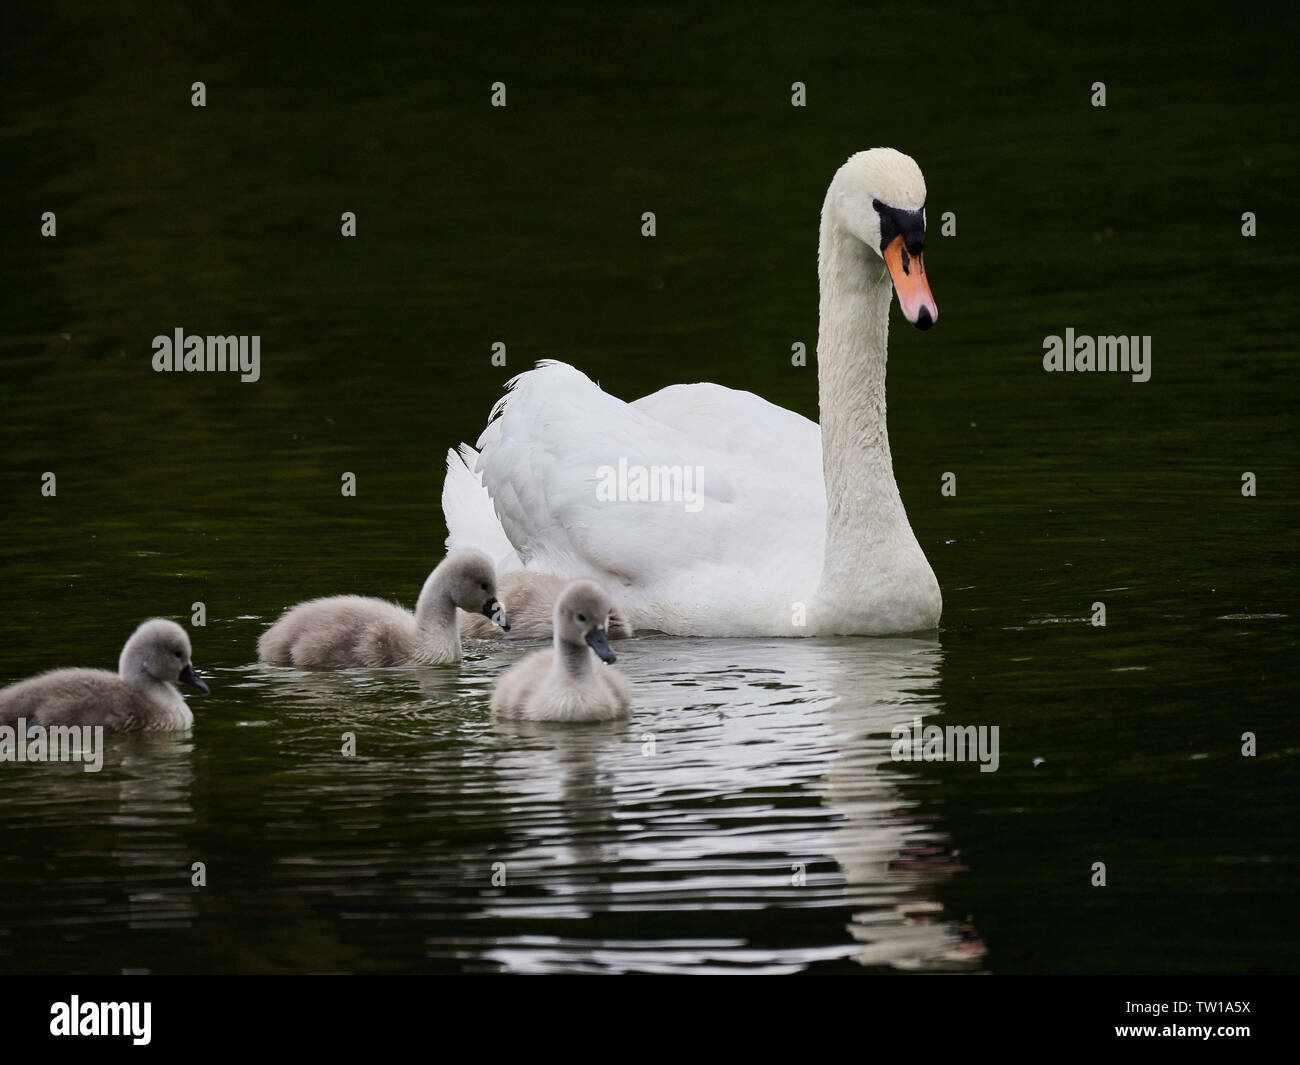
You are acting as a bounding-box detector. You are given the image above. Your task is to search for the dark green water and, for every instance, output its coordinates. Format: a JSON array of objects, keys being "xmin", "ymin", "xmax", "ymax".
[{"xmin": 0, "ymin": 3, "xmax": 1296, "ymax": 973}]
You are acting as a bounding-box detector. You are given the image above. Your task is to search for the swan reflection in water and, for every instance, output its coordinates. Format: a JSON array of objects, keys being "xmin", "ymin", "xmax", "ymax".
[
  {"xmin": 232, "ymin": 636, "xmax": 987, "ymax": 973},
  {"xmin": 468, "ymin": 634, "xmax": 986, "ymax": 973}
]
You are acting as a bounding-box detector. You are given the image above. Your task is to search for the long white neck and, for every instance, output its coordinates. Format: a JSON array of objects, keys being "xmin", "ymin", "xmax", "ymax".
[
  {"xmin": 414, "ymin": 568, "xmax": 462, "ymax": 662},
  {"xmin": 810, "ymin": 204, "xmax": 938, "ymax": 633}
]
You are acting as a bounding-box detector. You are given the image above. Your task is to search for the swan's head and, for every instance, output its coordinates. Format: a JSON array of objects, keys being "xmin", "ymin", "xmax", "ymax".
[
  {"xmin": 554, "ymin": 580, "xmax": 617, "ymax": 664},
  {"xmin": 827, "ymin": 147, "xmax": 938, "ymax": 330},
  {"xmin": 440, "ymin": 549, "xmax": 510, "ymax": 630},
  {"xmin": 119, "ymin": 618, "xmax": 209, "ymax": 693}
]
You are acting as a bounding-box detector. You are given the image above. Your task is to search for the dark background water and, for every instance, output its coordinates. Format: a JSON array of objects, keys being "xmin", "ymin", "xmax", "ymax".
[{"xmin": 0, "ymin": 2, "xmax": 1296, "ymax": 973}]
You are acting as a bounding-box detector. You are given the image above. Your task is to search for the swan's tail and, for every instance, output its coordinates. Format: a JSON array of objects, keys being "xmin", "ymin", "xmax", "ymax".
[{"xmin": 442, "ymin": 444, "xmax": 522, "ymax": 574}]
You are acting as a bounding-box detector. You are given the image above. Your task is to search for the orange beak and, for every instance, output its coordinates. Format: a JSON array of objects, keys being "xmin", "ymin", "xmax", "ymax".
[{"xmin": 882, "ymin": 236, "xmax": 937, "ymax": 330}]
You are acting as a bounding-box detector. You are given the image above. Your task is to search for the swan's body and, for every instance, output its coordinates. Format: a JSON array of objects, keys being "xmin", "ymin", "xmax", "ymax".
[
  {"xmin": 444, "ymin": 148, "xmax": 942, "ymax": 637},
  {"xmin": 491, "ymin": 580, "xmax": 630, "ymax": 722},
  {"xmin": 258, "ymin": 550, "xmax": 508, "ymax": 669},
  {"xmin": 458, "ymin": 570, "xmax": 633, "ymax": 641},
  {"xmin": 0, "ymin": 618, "xmax": 208, "ymax": 731}
]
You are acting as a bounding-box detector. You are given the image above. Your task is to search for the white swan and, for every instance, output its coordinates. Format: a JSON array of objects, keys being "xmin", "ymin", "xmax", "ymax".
[
  {"xmin": 258, "ymin": 549, "xmax": 509, "ymax": 668},
  {"xmin": 490, "ymin": 580, "xmax": 630, "ymax": 722},
  {"xmin": 444, "ymin": 148, "xmax": 941, "ymax": 637},
  {"xmin": 0, "ymin": 618, "xmax": 208, "ymax": 731}
]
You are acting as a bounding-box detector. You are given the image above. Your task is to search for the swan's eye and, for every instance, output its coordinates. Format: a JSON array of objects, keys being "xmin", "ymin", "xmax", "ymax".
[
  {"xmin": 577, "ymin": 613, "xmax": 587, "ymax": 623},
  {"xmin": 480, "ymin": 582, "xmax": 488, "ymax": 591},
  {"xmin": 173, "ymin": 650, "xmax": 183, "ymax": 659}
]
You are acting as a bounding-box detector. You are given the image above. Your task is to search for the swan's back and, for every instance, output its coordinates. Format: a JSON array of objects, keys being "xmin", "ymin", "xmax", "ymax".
[
  {"xmin": 258, "ymin": 595, "xmax": 419, "ymax": 669},
  {"xmin": 0, "ymin": 668, "xmax": 190, "ymax": 731},
  {"xmin": 630, "ymin": 381, "xmax": 822, "ymax": 472},
  {"xmin": 457, "ymin": 361, "xmax": 829, "ymax": 635}
]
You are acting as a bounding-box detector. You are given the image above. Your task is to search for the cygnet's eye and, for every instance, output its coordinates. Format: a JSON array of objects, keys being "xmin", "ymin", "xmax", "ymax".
[
  {"xmin": 173, "ymin": 650, "xmax": 183, "ymax": 659},
  {"xmin": 480, "ymin": 582, "xmax": 488, "ymax": 591},
  {"xmin": 577, "ymin": 613, "xmax": 587, "ymax": 623}
]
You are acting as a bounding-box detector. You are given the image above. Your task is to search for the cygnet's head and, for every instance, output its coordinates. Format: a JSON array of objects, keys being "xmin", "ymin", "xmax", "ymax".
[
  {"xmin": 119, "ymin": 618, "xmax": 209, "ymax": 693},
  {"xmin": 553, "ymin": 580, "xmax": 616, "ymax": 664},
  {"xmin": 440, "ymin": 549, "xmax": 510, "ymax": 630},
  {"xmin": 824, "ymin": 147, "xmax": 937, "ymax": 330}
]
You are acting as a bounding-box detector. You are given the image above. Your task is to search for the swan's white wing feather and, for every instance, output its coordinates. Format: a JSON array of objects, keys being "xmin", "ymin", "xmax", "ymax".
[
  {"xmin": 442, "ymin": 444, "xmax": 522, "ymax": 573},
  {"xmin": 470, "ymin": 361, "xmax": 826, "ymax": 633}
]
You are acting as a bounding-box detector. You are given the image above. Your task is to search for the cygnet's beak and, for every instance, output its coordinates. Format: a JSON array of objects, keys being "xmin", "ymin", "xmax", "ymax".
[
  {"xmin": 483, "ymin": 598, "xmax": 510, "ymax": 631},
  {"xmin": 882, "ymin": 235, "xmax": 937, "ymax": 330},
  {"xmin": 585, "ymin": 626, "xmax": 616, "ymax": 664},
  {"xmin": 179, "ymin": 663, "xmax": 210, "ymax": 694}
]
